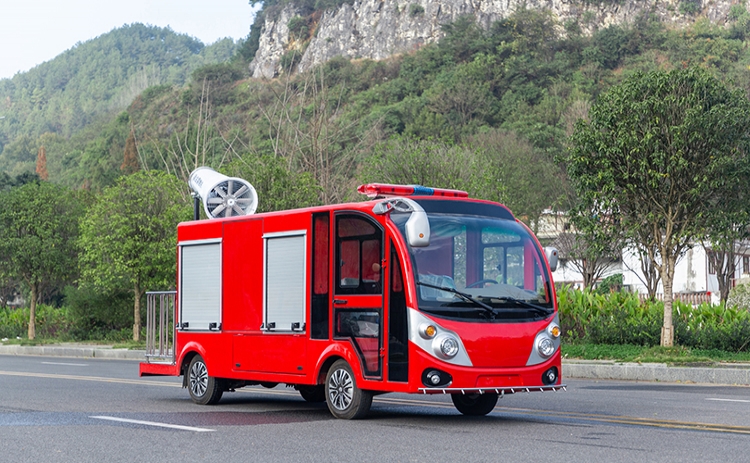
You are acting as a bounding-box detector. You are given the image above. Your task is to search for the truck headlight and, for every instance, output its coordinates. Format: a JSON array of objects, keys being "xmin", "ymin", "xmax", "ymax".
[
  {"xmin": 537, "ymin": 336, "xmax": 555, "ymax": 358},
  {"xmin": 434, "ymin": 335, "xmax": 460, "ymax": 359}
]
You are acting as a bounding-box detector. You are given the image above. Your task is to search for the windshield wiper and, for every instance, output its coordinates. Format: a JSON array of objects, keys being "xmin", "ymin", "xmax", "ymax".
[
  {"xmin": 486, "ymin": 296, "xmax": 553, "ymax": 317},
  {"xmin": 417, "ymin": 281, "xmax": 496, "ymax": 319}
]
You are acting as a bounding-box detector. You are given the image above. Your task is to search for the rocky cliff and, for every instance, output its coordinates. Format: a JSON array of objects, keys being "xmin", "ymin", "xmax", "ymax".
[{"xmin": 249, "ymin": 0, "xmax": 742, "ymax": 79}]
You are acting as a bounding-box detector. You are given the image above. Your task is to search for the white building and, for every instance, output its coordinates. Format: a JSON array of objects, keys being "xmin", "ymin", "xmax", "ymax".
[{"xmin": 538, "ymin": 211, "xmax": 750, "ymax": 302}]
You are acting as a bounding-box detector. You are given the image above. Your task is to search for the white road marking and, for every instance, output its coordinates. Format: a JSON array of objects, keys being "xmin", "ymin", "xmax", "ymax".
[
  {"xmin": 90, "ymin": 416, "xmax": 215, "ymax": 432},
  {"xmin": 41, "ymin": 362, "xmax": 88, "ymax": 367},
  {"xmin": 0, "ymin": 370, "xmax": 180, "ymax": 387},
  {"xmin": 706, "ymin": 398, "xmax": 750, "ymax": 404}
]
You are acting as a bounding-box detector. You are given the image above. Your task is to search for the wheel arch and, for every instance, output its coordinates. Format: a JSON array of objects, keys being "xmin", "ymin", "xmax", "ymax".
[
  {"xmin": 313, "ymin": 343, "xmax": 361, "ymax": 385},
  {"xmin": 177, "ymin": 342, "xmax": 208, "ymax": 387}
]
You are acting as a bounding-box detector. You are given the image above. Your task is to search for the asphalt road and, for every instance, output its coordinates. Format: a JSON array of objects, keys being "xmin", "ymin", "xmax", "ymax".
[{"xmin": 1, "ymin": 355, "xmax": 749, "ymax": 463}]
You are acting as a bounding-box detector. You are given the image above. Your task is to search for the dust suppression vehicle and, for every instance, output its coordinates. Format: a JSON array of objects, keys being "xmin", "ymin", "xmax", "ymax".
[{"xmin": 140, "ymin": 167, "xmax": 564, "ymax": 419}]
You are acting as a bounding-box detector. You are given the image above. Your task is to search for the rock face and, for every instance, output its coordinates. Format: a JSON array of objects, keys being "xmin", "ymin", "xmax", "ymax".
[{"xmin": 249, "ymin": 0, "xmax": 742, "ymax": 79}]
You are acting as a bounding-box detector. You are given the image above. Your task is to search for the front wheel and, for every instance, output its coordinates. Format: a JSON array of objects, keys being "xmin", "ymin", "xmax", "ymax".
[
  {"xmin": 325, "ymin": 360, "xmax": 373, "ymax": 419},
  {"xmin": 451, "ymin": 393, "xmax": 498, "ymax": 416},
  {"xmin": 187, "ymin": 355, "xmax": 224, "ymax": 405}
]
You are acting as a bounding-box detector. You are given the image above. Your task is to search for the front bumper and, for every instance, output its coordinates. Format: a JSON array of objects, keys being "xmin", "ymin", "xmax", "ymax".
[{"xmin": 418, "ymin": 384, "xmax": 566, "ymax": 394}]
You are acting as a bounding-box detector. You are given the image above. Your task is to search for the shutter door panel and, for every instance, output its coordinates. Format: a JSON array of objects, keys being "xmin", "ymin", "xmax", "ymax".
[
  {"xmin": 265, "ymin": 234, "xmax": 306, "ymax": 331},
  {"xmin": 180, "ymin": 242, "xmax": 222, "ymax": 330}
]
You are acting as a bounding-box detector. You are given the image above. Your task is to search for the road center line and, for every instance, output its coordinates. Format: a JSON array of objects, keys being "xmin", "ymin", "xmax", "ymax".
[
  {"xmin": 706, "ymin": 398, "xmax": 750, "ymax": 403},
  {"xmin": 90, "ymin": 416, "xmax": 214, "ymax": 432}
]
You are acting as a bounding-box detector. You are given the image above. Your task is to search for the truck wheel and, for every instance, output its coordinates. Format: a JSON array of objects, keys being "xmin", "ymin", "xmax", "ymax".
[
  {"xmin": 451, "ymin": 393, "xmax": 498, "ymax": 416},
  {"xmin": 297, "ymin": 384, "xmax": 326, "ymax": 402},
  {"xmin": 188, "ymin": 355, "xmax": 223, "ymax": 405},
  {"xmin": 325, "ymin": 360, "xmax": 372, "ymax": 419}
]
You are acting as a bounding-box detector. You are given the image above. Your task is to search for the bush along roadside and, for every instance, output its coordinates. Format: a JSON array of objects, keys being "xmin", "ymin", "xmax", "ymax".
[{"xmin": 557, "ymin": 287, "xmax": 750, "ymax": 352}]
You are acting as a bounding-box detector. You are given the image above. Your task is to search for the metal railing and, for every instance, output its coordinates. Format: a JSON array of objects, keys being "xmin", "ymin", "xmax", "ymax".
[
  {"xmin": 145, "ymin": 291, "xmax": 176, "ymax": 364},
  {"xmin": 637, "ymin": 292, "xmax": 712, "ymax": 306}
]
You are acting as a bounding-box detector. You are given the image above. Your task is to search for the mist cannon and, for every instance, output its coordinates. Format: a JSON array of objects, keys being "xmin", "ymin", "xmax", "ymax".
[{"xmin": 188, "ymin": 167, "xmax": 258, "ymax": 219}]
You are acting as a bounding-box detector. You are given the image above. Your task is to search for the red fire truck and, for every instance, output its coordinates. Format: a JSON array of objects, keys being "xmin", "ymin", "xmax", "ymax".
[{"xmin": 140, "ymin": 176, "xmax": 564, "ymax": 419}]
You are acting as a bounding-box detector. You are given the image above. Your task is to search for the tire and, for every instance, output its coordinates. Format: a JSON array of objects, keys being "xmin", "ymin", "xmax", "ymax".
[
  {"xmin": 451, "ymin": 393, "xmax": 498, "ymax": 416},
  {"xmin": 187, "ymin": 355, "xmax": 224, "ymax": 405},
  {"xmin": 297, "ymin": 384, "xmax": 326, "ymax": 403},
  {"xmin": 325, "ymin": 360, "xmax": 373, "ymax": 419}
]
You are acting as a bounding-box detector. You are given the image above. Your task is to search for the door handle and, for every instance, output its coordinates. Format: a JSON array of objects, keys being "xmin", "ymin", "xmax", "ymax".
[{"xmin": 333, "ymin": 299, "xmax": 347, "ymax": 305}]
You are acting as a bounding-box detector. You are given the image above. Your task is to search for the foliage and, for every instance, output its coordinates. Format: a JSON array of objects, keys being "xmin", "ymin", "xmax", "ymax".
[
  {"xmin": 4, "ymin": 7, "xmax": 750, "ymax": 343},
  {"xmin": 558, "ymin": 287, "xmax": 750, "ymax": 351},
  {"xmin": 0, "ymin": 305, "xmax": 76, "ymax": 340},
  {"xmin": 78, "ymin": 171, "xmax": 192, "ymax": 340},
  {"xmin": 0, "ymin": 24, "xmax": 236, "ymax": 177},
  {"xmin": 727, "ymin": 283, "xmax": 750, "ymax": 312},
  {"xmin": 0, "ymin": 181, "xmax": 86, "ymax": 338},
  {"xmin": 360, "ymin": 130, "xmax": 565, "ymax": 228},
  {"xmin": 566, "ymin": 66, "xmax": 750, "ymax": 346},
  {"xmin": 595, "ymin": 273, "xmax": 623, "ymax": 294},
  {"xmin": 224, "ymin": 153, "xmax": 322, "ymax": 213},
  {"xmin": 563, "ymin": 343, "xmax": 750, "ymax": 364},
  {"xmin": 63, "ymin": 285, "xmax": 136, "ymax": 340},
  {"xmin": 409, "ymin": 4, "xmax": 425, "ymax": 17}
]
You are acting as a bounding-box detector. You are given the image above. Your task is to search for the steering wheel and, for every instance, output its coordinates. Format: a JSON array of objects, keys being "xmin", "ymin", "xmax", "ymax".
[{"xmin": 466, "ymin": 279, "xmax": 499, "ymax": 288}]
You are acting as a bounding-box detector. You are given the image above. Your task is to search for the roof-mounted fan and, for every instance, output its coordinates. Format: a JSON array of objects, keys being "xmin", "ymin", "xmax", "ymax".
[{"xmin": 188, "ymin": 167, "xmax": 258, "ymax": 219}]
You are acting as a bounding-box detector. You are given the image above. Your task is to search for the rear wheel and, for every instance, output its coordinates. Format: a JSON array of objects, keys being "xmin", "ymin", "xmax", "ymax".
[
  {"xmin": 187, "ymin": 355, "xmax": 224, "ymax": 405},
  {"xmin": 297, "ymin": 384, "xmax": 326, "ymax": 403},
  {"xmin": 325, "ymin": 360, "xmax": 372, "ymax": 419},
  {"xmin": 451, "ymin": 393, "xmax": 498, "ymax": 416}
]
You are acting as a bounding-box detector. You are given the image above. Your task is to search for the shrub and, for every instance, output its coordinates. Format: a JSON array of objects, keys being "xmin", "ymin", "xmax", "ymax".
[
  {"xmin": 557, "ymin": 287, "xmax": 750, "ymax": 351},
  {"xmin": 727, "ymin": 283, "xmax": 750, "ymax": 311},
  {"xmin": 409, "ymin": 4, "xmax": 425, "ymax": 17},
  {"xmin": 0, "ymin": 306, "xmax": 27, "ymax": 339},
  {"xmin": 64, "ymin": 285, "xmax": 135, "ymax": 340},
  {"xmin": 0, "ymin": 304, "xmax": 76, "ymax": 340}
]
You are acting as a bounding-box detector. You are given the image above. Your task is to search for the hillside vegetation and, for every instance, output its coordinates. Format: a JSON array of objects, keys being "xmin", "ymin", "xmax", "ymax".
[
  {"xmin": 2, "ymin": 7, "xmax": 750, "ymax": 342},
  {"xmin": 0, "ymin": 23, "xmax": 237, "ymax": 178}
]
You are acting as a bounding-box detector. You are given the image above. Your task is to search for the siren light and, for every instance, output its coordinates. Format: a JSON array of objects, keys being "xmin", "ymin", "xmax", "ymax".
[{"xmin": 357, "ymin": 183, "xmax": 469, "ymax": 199}]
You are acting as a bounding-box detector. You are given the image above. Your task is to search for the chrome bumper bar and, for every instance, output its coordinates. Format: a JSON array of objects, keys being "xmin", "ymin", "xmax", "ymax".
[{"xmin": 418, "ymin": 384, "xmax": 566, "ymax": 395}]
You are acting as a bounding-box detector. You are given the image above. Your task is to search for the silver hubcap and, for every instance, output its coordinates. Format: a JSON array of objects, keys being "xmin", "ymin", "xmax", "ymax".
[
  {"xmin": 190, "ymin": 360, "xmax": 208, "ymax": 397},
  {"xmin": 328, "ymin": 368, "xmax": 353, "ymax": 411}
]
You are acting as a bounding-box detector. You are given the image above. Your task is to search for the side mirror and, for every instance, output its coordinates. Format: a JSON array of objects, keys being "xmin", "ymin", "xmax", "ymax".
[
  {"xmin": 544, "ymin": 247, "xmax": 559, "ymax": 272},
  {"xmin": 372, "ymin": 197, "xmax": 430, "ymax": 247},
  {"xmin": 405, "ymin": 210, "xmax": 430, "ymax": 247}
]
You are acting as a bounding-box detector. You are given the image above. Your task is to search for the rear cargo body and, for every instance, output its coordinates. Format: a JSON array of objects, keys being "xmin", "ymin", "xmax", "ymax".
[{"xmin": 141, "ymin": 182, "xmax": 563, "ymax": 418}]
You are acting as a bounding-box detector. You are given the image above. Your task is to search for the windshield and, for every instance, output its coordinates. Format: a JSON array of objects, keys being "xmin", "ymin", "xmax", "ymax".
[{"xmin": 392, "ymin": 201, "xmax": 554, "ymax": 322}]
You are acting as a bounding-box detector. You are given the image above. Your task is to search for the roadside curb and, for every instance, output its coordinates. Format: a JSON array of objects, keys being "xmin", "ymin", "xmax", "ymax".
[
  {"xmin": 563, "ymin": 359, "xmax": 750, "ymax": 386},
  {"xmin": 2, "ymin": 344, "xmax": 749, "ymax": 386},
  {"xmin": 0, "ymin": 344, "xmax": 144, "ymax": 360}
]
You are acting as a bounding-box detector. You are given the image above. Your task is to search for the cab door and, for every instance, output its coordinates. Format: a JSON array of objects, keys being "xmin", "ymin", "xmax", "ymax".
[{"xmin": 333, "ymin": 213, "xmax": 384, "ymax": 378}]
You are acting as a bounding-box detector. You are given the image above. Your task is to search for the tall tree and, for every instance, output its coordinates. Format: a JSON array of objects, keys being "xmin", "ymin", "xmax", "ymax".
[
  {"xmin": 121, "ymin": 130, "xmax": 140, "ymax": 174},
  {"xmin": 0, "ymin": 182, "xmax": 83, "ymax": 339},
  {"xmin": 78, "ymin": 171, "xmax": 192, "ymax": 341},
  {"xmin": 567, "ymin": 67, "xmax": 750, "ymax": 346},
  {"xmin": 35, "ymin": 145, "xmax": 49, "ymax": 181}
]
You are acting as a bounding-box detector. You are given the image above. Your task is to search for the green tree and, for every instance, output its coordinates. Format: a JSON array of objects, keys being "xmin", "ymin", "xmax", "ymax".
[
  {"xmin": 360, "ymin": 136, "xmax": 482, "ymax": 194},
  {"xmin": 0, "ymin": 182, "xmax": 84, "ymax": 339},
  {"xmin": 567, "ymin": 67, "xmax": 750, "ymax": 346},
  {"xmin": 78, "ymin": 171, "xmax": 192, "ymax": 341},
  {"xmin": 467, "ymin": 129, "xmax": 567, "ymax": 229},
  {"xmin": 224, "ymin": 153, "xmax": 321, "ymax": 213}
]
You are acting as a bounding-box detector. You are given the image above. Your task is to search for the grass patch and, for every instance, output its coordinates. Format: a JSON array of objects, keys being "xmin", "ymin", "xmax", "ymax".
[
  {"xmin": 563, "ymin": 342, "xmax": 750, "ymax": 364},
  {"xmin": 111, "ymin": 340, "xmax": 146, "ymax": 350}
]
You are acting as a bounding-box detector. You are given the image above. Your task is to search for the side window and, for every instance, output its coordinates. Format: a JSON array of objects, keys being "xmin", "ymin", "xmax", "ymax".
[
  {"xmin": 311, "ymin": 213, "xmax": 329, "ymax": 339},
  {"xmin": 336, "ymin": 215, "xmax": 382, "ymax": 295}
]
